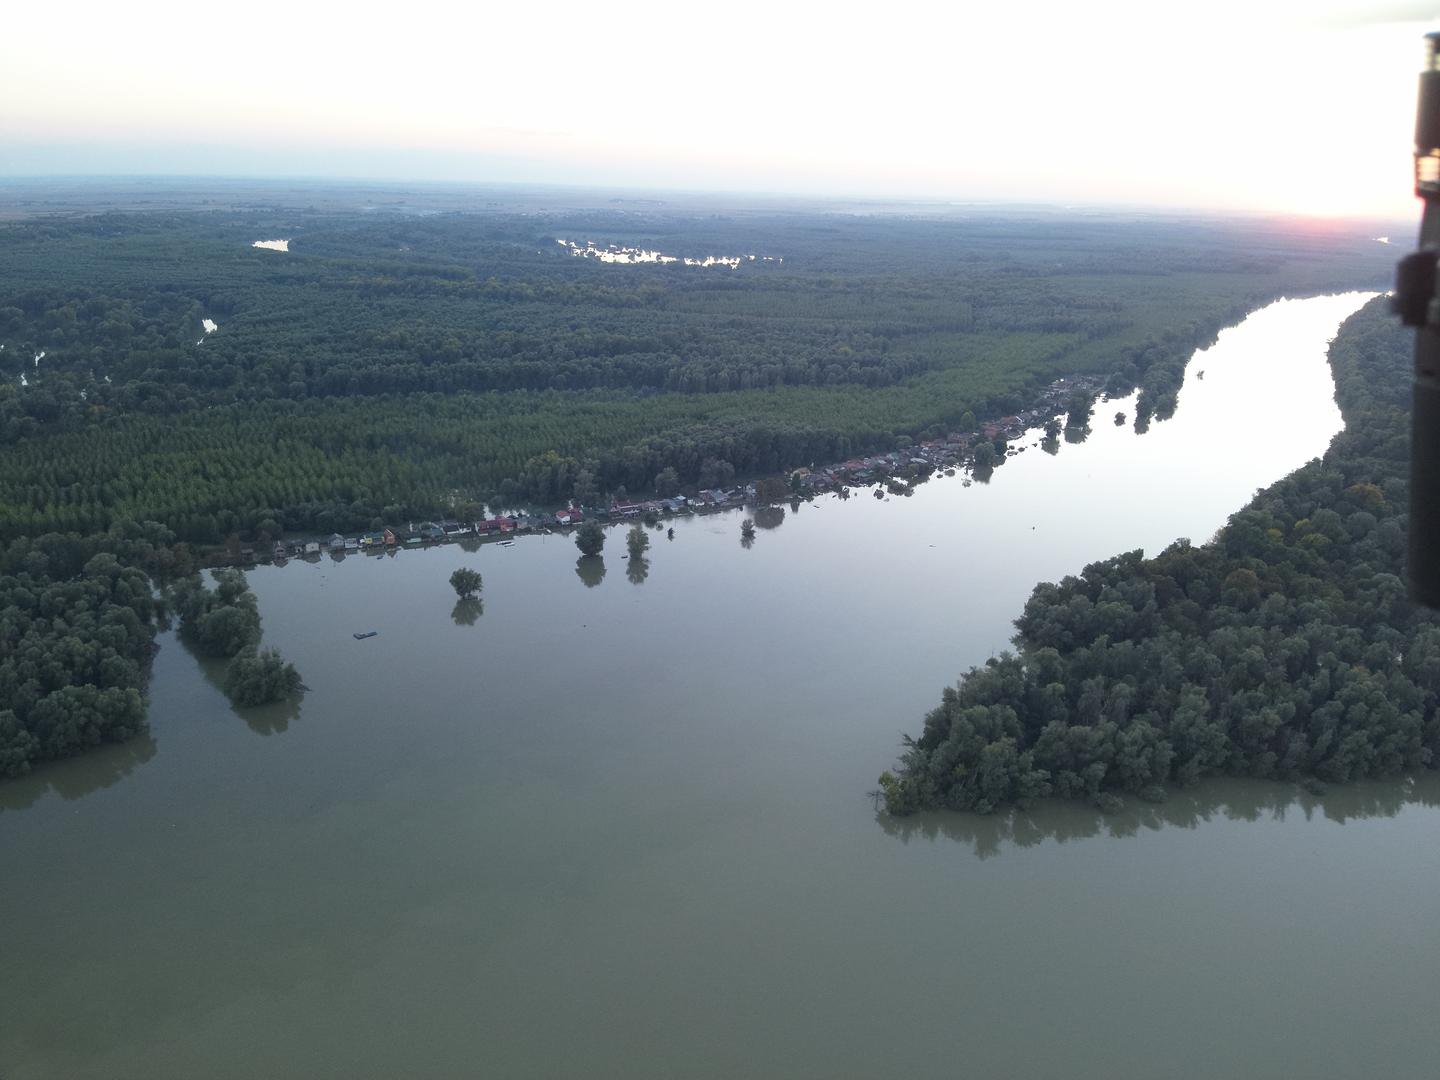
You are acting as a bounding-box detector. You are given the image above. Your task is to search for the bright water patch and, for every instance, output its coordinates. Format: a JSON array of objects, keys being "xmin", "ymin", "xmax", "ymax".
[
  {"xmin": 4, "ymin": 292, "xmax": 1435, "ymax": 1080},
  {"xmin": 557, "ymin": 237, "xmax": 774, "ymax": 266}
]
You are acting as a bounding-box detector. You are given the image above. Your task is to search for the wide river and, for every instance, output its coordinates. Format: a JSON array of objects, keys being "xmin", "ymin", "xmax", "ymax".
[{"xmin": 4, "ymin": 292, "xmax": 1438, "ymax": 1079}]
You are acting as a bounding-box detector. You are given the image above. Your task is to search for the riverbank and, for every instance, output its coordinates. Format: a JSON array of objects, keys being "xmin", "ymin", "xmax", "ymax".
[
  {"xmin": 882, "ymin": 292, "xmax": 1429, "ymax": 815},
  {"xmin": 201, "ymin": 368, "xmax": 1110, "ymax": 570}
]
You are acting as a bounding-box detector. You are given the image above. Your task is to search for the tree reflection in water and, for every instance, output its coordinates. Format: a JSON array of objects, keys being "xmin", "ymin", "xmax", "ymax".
[
  {"xmin": 179, "ymin": 632, "xmax": 303, "ymax": 736},
  {"xmin": 242, "ymin": 694, "xmax": 301, "ymax": 736},
  {"xmin": 875, "ymin": 774, "xmax": 1440, "ymax": 860},
  {"xmin": 575, "ymin": 555, "xmax": 606, "ymax": 589},
  {"xmin": 626, "ymin": 556, "xmax": 650, "ymax": 585},
  {"xmin": 754, "ymin": 506, "xmax": 785, "ymax": 530},
  {"xmin": 0, "ymin": 731, "xmax": 158, "ymax": 814},
  {"xmin": 451, "ymin": 598, "xmax": 483, "ymax": 625}
]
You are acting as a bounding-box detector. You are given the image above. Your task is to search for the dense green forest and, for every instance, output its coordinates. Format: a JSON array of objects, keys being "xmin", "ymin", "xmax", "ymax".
[
  {"xmin": 0, "ymin": 522, "xmax": 175, "ymax": 777},
  {"xmin": 878, "ymin": 296, "xmax": 1434, "ymax": 815},
  {"xmin": 0, "ymin": 206, "xmax": 1392, "ymax": 542}
]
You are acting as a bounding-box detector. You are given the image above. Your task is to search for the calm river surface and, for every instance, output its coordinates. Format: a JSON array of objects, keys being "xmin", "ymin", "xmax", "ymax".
[{"xmin": 5, "ymin": 292, "xmax": 1438, "ymax": 1079}]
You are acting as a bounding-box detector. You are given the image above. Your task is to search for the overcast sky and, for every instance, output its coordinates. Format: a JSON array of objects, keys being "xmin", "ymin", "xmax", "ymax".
[{"xmin": 3, "ymin": 0, "xmax": 1439, "ymax": 216}]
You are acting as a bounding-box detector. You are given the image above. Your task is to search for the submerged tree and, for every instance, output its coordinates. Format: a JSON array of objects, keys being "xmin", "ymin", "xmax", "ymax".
[
  {"xmin": 223, "ymin": 647, "xmax": 302, "ymax": 708},
  {"xmin": 626, "ymin": 524, "xmax": 650, "ymax": 558},
  {"xmin": 449, "ymin": 567, "xmax": 482, "ymax": 598},
  {"xmin": 740, "ymin": 518, "xmax": 756, "ymax": 546},
  {"xmin": 575, "ymin": 519, "xmax": 605, "ymax": 556},
  {"xmin": 172, "ymin": 570, "xmax": 260, "ymax": 658}
]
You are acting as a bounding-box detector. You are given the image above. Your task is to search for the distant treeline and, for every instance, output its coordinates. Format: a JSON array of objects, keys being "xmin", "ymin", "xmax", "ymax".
[
  {"xmin": 0, "ymin": 210, "xmax": 1393, "ymax": 544},
  {"xmin": 880, "ymin": 297, "xmax": 1438, "ymax": 814}
]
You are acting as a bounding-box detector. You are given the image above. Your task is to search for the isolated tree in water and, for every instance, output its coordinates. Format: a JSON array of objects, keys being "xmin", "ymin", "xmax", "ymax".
[
  {"xmin": 575, "ymin": 519, "xmax": 605, "ymax": 556},
  {"xmin": 626, "ymin": 524, "xmax": 650, "ymax": 558},
  {"xmin": 449, "ymin": 567, "xmax": 482, "ymax": 598},
  {"xmin": 223, "ymin": 647, "xmax": 302, "ymax": 707}
]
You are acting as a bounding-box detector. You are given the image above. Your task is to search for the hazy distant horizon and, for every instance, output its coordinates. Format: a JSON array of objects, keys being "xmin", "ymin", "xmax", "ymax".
[
  {"xmin": 0, "ymin": 173, "xmax": 1417, "ymax": 234},
  {"xmin": 5, "ymin": 0, "xmax": 1439, "ymax": 221}
]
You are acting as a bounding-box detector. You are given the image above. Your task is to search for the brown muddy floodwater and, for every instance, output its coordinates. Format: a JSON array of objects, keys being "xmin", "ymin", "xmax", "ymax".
[{"xmin": 4, "ymin": 293, "xmax": 1437, "ymax": 1079}]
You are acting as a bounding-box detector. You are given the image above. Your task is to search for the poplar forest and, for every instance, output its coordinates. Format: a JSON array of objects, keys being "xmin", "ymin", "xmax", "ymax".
[{"xmin": 0, "ymin": 199, "xmax": 1402, "ymax": 782}]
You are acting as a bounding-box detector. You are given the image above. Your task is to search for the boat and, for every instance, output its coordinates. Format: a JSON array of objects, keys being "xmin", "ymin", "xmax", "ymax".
[
  {"xmin": 497, "ymin": 540, "xmax": 514, "ymax": 547},
  {"xmin": 352, "ymin": 631, "xmax": 377, "ymax": 640}
]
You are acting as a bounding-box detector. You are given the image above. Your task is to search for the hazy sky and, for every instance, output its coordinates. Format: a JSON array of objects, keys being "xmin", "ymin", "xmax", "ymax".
[{"xmin": 3, "ymin": 0, "xmax": 1439, "ymax": 216}]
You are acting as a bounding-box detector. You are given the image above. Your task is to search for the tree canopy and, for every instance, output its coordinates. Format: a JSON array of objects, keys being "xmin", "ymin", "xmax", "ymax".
[
  {"xmin": 0, "ymin": 208, "xmax": 1392, "ymax": 538},
  {"xmin": 880, "ymin": 296, "xmax": 1436, "ymax": 815},
  {"xmin": 575, "ymin": 520, "xmax": 606, "ymax": 556},
  {"xmin": 449, "ymin": 567, "xmax": 482, "ymax": 598}
]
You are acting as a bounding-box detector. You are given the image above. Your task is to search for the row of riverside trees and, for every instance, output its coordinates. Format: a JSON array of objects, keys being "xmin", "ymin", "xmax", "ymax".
[{"xmin": 880, "ymin": 296, "xmax": 1439, "ymax": 814}]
